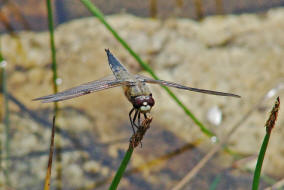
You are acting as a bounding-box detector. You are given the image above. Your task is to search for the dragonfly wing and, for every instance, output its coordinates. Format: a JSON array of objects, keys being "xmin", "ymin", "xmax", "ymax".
[
  {"xmin": 105, "ymin": 49, "xmax": 131, "ymax": 80},
  {"xmin": 135, "ymin": 75, "xmax": 240, "ymax": 98},
  {"xmin": 34, "ymin": 75, "xmax": 133, "ymax": 103}
]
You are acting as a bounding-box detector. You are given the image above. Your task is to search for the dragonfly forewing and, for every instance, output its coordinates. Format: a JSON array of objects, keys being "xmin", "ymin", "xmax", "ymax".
[
  {"xmin": 135, "ymin": 75, "xmax": 240, "ymax": 98},
  {"xmin": 33, "ymin": 75, "xmax": 134, "ymax": 103}
]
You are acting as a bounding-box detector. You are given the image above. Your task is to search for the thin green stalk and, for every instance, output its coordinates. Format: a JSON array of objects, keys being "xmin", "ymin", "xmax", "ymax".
[
  {"xmin": 209, "ymin": 174, "xmax": 221, "ymax": 190},
  {"xmin": 80, "ymin": 0, "xmax": 215, "ymax": 138},
  {"xmin": 252, "ymin": 132, "xmax": 270, "ymax": 190},
  {"xmin": 46, "ymin": 0, "xmax": 59, "ymax": 106},
  {"xmin": 109, "ymin": 148, "xmax": 134, "ymax": 190},
  {"xmin": 252, "ymin": 97, "xmax": 280, "ymax": 190},
  {"xmin": 46, "ymin": 1, "xmax": 62, "ymax": 189},
  {"xmin": 109, "ymin": 116, "xmax": 152, "ymax": 189},
  {"xmin": 0, "ymin": 38, "xmax": 11, "ymax": 186},
  {"xmin": 246, "ymin": 168, "xmax": 277, "ymax": 186}
]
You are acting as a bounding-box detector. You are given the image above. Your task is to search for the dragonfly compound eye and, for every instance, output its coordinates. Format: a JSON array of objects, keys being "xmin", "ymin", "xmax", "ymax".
[
  {"xmin": 132, "ymin": 96, "xmax": 155, "ymax": 112},
  {"xmin": 147, "ymin": 96, "xmax": 155, "ymax": 107}
]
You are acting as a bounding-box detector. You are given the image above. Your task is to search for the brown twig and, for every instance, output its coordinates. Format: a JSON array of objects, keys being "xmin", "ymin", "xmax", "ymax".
[
  {"xmin": 106, "ymin": 116, "xmax": 153, "ymax": 190},
  {"xmin": 129, "ymin": 116, "xmax": 153, "ymax": 149},
  {"xmin": 172, "ymin": 143, "xmax": 222, "ymax": 190},
  {"xmin": 265, "ymin": 97, "xmax": 280, "ymax": 134},
  {"xmin": 44, "ymin": 116, "xmax": 56, "ymax": 190}
]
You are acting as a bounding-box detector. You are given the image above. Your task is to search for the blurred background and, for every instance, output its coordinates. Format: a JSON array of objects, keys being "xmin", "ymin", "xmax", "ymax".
[{"xmin": 1, "ymin": 0, "xmax": 284, "ymax": 189}]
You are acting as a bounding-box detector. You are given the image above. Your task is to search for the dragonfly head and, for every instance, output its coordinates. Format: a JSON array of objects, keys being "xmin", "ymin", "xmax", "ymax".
[{"xmin": 131, "ymin": 94, "xmax": 155, "ymax": 113}]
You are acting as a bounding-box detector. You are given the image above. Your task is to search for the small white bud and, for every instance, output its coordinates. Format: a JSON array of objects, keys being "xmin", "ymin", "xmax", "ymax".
[
  {"xmin": 56, "ymin": 78, "xmax": 62, "ymax": 85},
  {"xmin": 0, "ymin": 60, "xmax": 7, "ymax": 68}
]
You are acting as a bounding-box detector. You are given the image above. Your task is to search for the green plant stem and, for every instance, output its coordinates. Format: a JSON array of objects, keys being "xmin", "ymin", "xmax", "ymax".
[
  {"xmin": 46, "ymin": 0, "xmax": 59, "ymax": 104},
  {"xmin": 209, "ymin": 174, "xmax": 221, "ymax": 190},
  {"xmin": 0, "ymin": 38, "xmax": 11, "ymax": 186},
  {"xmin": 109, "ymin": 148, "xmax": 134, "ymax": 190},
  {"xmin": 252, "ymin": 97, "xmax": 280, "ymax": 190},
  {"xmin": 80, "ymin": 0, "xmax": 214, "ymax": 138},
  {"xmin": 252, "ymin": 133, "xmax": 270, "ymax": 190},
  {"xmin": 46, "ymin": 1, "xmax": 62, "ymax": 189}
]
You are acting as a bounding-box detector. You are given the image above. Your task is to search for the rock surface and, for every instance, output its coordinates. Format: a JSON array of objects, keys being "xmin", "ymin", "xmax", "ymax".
[{"xmin": 1, "ymin": 8, "xmax": 284, "ymax": 189}]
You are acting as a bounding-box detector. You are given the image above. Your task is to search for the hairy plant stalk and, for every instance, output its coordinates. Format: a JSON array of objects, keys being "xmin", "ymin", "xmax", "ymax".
[
  {"xmin": 252, "ymin": 97, "xmax": 280, "ymax": 190},
  {"xmin": 109, "ymin": 117, "xmax": 152, "ymax": 190}
]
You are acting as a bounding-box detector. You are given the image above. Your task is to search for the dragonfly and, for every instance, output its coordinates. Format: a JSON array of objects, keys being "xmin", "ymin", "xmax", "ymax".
[{"xmin": 34, "ymin": 49, "xmax": 240, "ymax": 133}]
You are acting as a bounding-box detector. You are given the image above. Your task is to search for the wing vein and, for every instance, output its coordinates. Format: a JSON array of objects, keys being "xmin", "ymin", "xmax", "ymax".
[
  {"xmin": 135, "ymin": 75, "xmax": 240, "ymax": 98},
  {"xmin": 33, "ymin": 75, "xmax": 133, "ymax": 103}
]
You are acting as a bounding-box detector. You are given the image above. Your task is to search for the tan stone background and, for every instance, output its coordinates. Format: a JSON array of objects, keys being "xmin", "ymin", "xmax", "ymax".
[{"xmin": 1, "ymin": 8, "xmax": 284, "ymax": 190}]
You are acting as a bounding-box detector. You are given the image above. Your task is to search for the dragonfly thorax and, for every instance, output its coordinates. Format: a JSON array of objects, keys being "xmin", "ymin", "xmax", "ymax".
[{"xmin": 131, "ymin": 95, "xmax": 155, "ymax": 113}]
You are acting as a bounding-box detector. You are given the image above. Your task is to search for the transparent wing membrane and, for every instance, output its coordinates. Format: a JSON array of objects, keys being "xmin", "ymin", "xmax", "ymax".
[
  {"xmin": 135, "ymin": 75, "xmax": 240, "ymax": 98},
  {"xmin": 33, "ymin": 76, "xmax": 132, "ymax": 103},
  {"xmin": 34, "ymin": 49, "xmax": 240, "ymax": 104}
]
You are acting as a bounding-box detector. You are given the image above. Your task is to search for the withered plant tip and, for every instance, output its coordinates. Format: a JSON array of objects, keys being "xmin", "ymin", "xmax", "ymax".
[{"xmin": 129, "ymin": 116, "xmax": 153, "ymax": 149}]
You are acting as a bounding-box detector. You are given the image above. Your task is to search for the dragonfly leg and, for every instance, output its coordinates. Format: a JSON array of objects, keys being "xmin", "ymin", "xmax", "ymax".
[
  {"xmin": 132, "ymin": 109, "xmax": 139, "ymax": 129},
  {"xmin": 129, "ymin": 108, "xmax": 136, "ymax": 134},
  {"xmin": 138, "ymin": 111, "xmax": 141, "ymax": 127},
  {"xmin": 143, "ymin": 113, "xmax": 147, "ymax": 120}
]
